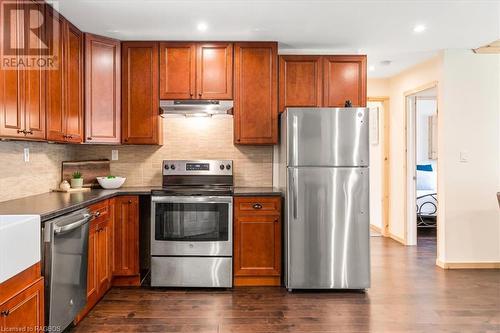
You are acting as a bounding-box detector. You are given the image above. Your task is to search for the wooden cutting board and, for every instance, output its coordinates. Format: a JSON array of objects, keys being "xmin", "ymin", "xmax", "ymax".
[{"xmin": 62, "ymin": 160, "xmax": 111, "ymax": 188}]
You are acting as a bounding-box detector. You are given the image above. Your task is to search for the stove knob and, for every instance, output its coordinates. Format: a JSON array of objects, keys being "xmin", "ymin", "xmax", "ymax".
[
  {"xmin": 170, "ymin": 164, "xmax": 176, "ymax": 170},
  {"xmin": 226, "ymin": 164, "xmax": 231, "ymax": 170},
  {"xmin": 164, "ymin": 164, "xmax": 169, "ymax": 170},
  {"xmin": 220, "ymin": 164, "xmax": 225, "ymax": 170}
]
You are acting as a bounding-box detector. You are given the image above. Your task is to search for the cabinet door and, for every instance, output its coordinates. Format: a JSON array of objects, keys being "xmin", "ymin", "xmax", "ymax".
[
  {"xmin": 45, "ymin": 7, "xmax": 65, "ymax": 142},
  {"xmin": 0, "ymin": 278, "xmax": 44, "ymax": 332},
  {"xmin": 85, "ymin": 34, "xmax": 121, "ymax": 143},
  {"xmin": 112, "ymin": 196, "xmax": 139, "ymax": 276},
  {"xmin": 234, "ymin": 214, "xmax": 281, "ymax": 277},
  {"xmin": 64, "ymin": 21, "xmax": 83, "ymax": 143},
  {"xmin": 196, "ymin": 43, "xmax": 233, "ymax": 100},
  {"xmin": 0, "ymin": 0, "xmax": 24, "ymax": 138},
  {"xmin": 234, "ymin": 42, "xmax": 277, "ymax": 145},
  {"xmin": 323, "ymin": 55, "xmax": 366, "ymax": 107},
  {"xmin": 86, "ymin": 222, "xmax": 98, "ymax": 303},
  {"xmin": 279, "ymin": 55, "xmax": 322, "ymax": 113},
  {"xmin": 23, "ymin": 0, "xmax": 46, "ymax": 140},
  {"xmin": 159, "ymin": 42, "xmax": 196, "ymax": 99},
  {"xmin": 96, "ymin": 219, "xmax": 112, "ymax": 295},
  {"xmin": 122, "ymin": 42, "xmax": 161, "ymax": 145}
]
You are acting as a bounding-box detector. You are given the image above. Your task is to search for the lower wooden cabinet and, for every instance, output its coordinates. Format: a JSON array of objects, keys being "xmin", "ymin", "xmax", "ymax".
[
  {"xmin": 233, "ymin": 196, "xmax": 282, "ymax": 286},
  {"xmin": 111, "ymin": 196, "xmax": 140, "ymax": 286},
  {"xmin": 0, "ymin": 264, "xmax": 44, "ymax": 332},
  {"xmin": 75, "ymin": 200, "xmax": 112, "ymax": 323}
]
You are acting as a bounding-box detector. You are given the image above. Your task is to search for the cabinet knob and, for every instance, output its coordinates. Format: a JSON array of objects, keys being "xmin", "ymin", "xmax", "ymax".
[
  {"xmin": 198, "ymin": 93, "xmax": 202, "ymax": 97},
  {"xmin": 274, "ymin": 219, "xmax": 278, "ymax": 223},
  {"xmin": 1, "ymin": 310, "xmax": 10, "ymax": 316},
  {"xmin": 190, "ymin": 93, "xmax": 194, "ymax": 97},
  {"xmin": 128, "ymin": 200, "xmax": 132, "ymax": 204},
  {"xmin": 252, "ymin": 203, "xmax": 262, "ymax": 210}
]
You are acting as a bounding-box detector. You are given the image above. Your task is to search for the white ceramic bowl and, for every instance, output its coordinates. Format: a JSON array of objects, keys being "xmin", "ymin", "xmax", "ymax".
[{"xmin": 97, "ymin": 176, "xmax": 126, "ymax": 189}]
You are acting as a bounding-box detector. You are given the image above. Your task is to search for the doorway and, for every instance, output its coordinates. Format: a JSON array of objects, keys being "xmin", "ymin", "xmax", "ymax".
[{"xmin": 405, "ymin": 85, "xmax": 438, "ymax": 246}]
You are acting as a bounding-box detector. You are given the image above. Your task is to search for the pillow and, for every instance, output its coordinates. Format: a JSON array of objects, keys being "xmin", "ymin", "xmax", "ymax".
[
  {"xmin": 417, "ymin": 164, "xmax": 433, "ymax": 172},
  {"xmin": 416, "ymin": 170, "xmax": 436, "ymax": 191}
]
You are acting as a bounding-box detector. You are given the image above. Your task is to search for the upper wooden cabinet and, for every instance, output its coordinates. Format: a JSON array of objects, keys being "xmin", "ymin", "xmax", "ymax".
[
  {"xmin": 323, "ymin": 55, "xmax": 366, "ymax": 107},
  {"xmin": 122, "ymin": 41, "xmax": 161, "ymax": 145},
  {"xmin": 84, "ymin": 34, "xmax": 121, "ymax": 143},
  {"xmin": 159, "ymin": 42, "xmax": 233, "ymax": 100},
  {"xmin": 46, "ymin": 8, "xmax": 84, "ymax": 143},
  {"xmin": 0, "ymin": 0, "xmax": 45, "ymax": 140},
  {"xmin": 278, "ymin": 55, "xmax": 367, "ymax": 111},
  {"xmin": 279, "ymin": 55, "xmax": 322, "ymax": 112},
  {"xmin": 159, "ymin": 42, "xmax": 196, "ymax": 99},
  {"xmin": 234, "ymin": 42, "xmax": 277, "ymax": 145}
]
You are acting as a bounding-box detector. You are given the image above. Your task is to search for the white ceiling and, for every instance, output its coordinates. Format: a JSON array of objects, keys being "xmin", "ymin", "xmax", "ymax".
[{"xmin": 56, "ymin": 0, "xmax": 500, "ymax": 78}]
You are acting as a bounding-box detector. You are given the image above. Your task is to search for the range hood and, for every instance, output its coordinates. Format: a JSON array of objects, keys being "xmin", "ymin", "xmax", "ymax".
[{"xmin": 160, "ymin": 100, "xmax": 233, "ymax": 117}]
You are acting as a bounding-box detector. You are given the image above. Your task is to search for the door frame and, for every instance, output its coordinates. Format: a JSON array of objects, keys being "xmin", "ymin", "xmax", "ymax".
[
  {"xmin": 403, "ymin": 81, "xmax": 438, "ymax": 246},
  {"xmin": 367, "ymin": 97, "xmax": 390, "ymax": 237}
]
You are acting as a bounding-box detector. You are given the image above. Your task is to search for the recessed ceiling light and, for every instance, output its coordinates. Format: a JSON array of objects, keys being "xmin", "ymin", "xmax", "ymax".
[
  {"xmin": 369, "ymin": 65, "xmax": 375, "ymax": 71},
  {"xmin": 197, "ymin": 22, "xmax": 208, "ymax": 32},
  {"xmin": 380, "ymin": 60, "xmax": 392, "ymax": 66},
  {"xmin": 413, "ymin": 24, "xmax": 426, "ymax": 33}
]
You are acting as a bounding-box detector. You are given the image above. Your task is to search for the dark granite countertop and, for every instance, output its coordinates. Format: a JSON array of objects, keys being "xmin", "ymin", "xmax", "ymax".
[
  {"xmin": 0, "ymin": 186, "xmax": 282, "ymax": 222},
  {"xmin": 233, "ymin": 187, "xmax": 282, "ymax": 196},
  {"xmin": 0, "ymin": 187, "xmax": 160, "ymax": 222}
]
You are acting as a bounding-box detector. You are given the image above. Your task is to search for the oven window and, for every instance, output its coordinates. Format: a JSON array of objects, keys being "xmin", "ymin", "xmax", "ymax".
[{"xmin": 155, "ymin": 202, "xmax": 229, "ymax": 242}]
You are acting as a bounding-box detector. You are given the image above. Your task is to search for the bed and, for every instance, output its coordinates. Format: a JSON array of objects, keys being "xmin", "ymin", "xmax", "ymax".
[{"xmin": 416, "ymin": 165, "xmax": 437, "ymax": 228}]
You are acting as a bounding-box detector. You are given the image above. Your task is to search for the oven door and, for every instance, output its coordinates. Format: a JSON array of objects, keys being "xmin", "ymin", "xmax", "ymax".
[{"xmin": 151, "ymin": 196, "xmax": 233, "ymax": 256}]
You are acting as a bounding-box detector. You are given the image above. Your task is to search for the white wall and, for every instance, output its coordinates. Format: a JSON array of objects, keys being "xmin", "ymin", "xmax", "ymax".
[
  {"xmin": 438, "ymin": 49, "xmax": 500, "ymax": 263},
  {"xmin": 368, "ymin": 101, "xmax": 383, "ymax": 230}
]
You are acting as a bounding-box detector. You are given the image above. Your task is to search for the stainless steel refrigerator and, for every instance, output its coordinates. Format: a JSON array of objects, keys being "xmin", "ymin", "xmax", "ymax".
[{"xmin": 278, "ymin": 107, "xmax": 370, "ymax": 290}]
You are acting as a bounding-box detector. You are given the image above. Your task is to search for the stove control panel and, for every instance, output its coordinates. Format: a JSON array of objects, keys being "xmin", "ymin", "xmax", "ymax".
[{"xmin": 163, "ymin": 160, "xmax": 233, "ymax": 176}]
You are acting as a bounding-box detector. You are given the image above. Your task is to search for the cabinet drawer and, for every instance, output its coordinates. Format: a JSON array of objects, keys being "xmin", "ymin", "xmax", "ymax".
[
  {"xmin": 88, "ymin": 200, "xmax": 109, "ymax": 222},
  {"xmin": 235, "ymin": 197, "xmax": 281, "ymax": 215}
]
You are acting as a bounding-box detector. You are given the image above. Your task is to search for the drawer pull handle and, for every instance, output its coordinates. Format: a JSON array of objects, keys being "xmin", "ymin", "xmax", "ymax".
[
  {"xmin": 1, "ymin": 310, "xmax": 10, "ymax": 316},
  {"xmin": 253, "ymin": 203, "xmax": 262, "ymax": 209},
  {"xmin": 94, "ymin": 211, "xmax": 101, "ymax": 217}
]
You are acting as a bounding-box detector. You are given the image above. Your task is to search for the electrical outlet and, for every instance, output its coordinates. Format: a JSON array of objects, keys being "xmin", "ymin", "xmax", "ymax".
[
  {"xmin": 111, "ymin": 150, "xmax": 119, "ymax": 161},
  {"xmin": 23, "ymin": 148, "xmax": 29, "ymax": 162},
  {"xmin": 460, "ymin": 151, "xmax": 469, "ymax": 163}
]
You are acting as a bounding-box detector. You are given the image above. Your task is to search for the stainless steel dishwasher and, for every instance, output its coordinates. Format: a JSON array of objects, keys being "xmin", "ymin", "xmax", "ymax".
[{"xmin": 43, "ymin": 208, "xmax": 92, "ymax": 331}]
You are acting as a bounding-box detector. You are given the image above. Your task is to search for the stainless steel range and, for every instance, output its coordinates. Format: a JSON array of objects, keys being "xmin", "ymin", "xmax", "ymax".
[{"xmin": 151, "ymin": 160, "xmax": 233, "ymax": 287}]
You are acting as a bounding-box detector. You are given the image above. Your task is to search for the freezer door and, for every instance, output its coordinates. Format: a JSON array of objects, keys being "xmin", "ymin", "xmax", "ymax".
[
  {"xmin": 286, "ymin": 167, "xmax": 370, "ymax": 289},
  {"xmin": 286, "ymin": 108, "xmax": 369, "ymax": 167}
]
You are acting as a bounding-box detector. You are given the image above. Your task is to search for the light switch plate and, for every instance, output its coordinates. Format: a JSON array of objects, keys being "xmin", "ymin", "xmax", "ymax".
[
  {"xmin": 23, "ymin": 148, "xmax": 29, "ymax": 162},
  {"xmin": 111, "ymin": 150, "xmax": 119, "ymax": 161}
]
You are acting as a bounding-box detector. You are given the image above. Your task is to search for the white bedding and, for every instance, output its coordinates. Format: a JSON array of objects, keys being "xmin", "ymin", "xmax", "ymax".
[{"xmin": 416, "ymin": 190, "xmax": 437, "ymax": 216}]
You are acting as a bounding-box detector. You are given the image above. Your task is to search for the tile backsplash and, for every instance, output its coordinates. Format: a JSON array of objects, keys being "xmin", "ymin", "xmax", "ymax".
[
  {"xmin": 0, "ymin": 140, "xmax": 75, "ymax": 202},
  {"xmin": 0, "ymin": 117, "xmax": 274, "ymax": 202}
]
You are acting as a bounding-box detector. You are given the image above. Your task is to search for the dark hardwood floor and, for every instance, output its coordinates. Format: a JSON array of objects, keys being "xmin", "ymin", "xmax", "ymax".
[{"xmin": 71, "ymin": 237, "xmax": 500, "ymax": 332}]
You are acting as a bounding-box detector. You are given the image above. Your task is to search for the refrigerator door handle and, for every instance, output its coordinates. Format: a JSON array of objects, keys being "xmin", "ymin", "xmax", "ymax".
[{"xmin": 291, "ymin": 168, "xmax": 298, "ymax": 219}]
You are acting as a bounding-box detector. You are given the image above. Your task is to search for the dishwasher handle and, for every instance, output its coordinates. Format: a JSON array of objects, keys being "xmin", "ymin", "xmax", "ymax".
[{"xmin": 54, "ymin": 214, "xmax": 92, "ymax": 235}]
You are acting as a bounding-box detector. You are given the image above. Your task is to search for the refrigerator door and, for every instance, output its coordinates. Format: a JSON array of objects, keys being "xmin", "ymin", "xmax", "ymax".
[
  {"xmin": 286, "ymin": 108, "xmax": 369, "ymax": 167},
  {"xmin": 286, "ymin": 167, "xmax": 370, "ymax": 289}
]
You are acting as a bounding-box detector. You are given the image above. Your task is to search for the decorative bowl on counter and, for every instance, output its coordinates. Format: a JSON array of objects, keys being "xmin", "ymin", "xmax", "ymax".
[{"xmin": 96, "ymin": 176, "xmax": 126, "ymax": 189}]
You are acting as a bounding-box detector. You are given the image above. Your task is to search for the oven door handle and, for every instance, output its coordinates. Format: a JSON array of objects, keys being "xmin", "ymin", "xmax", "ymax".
[{"xmin": 151, "ymin": 196, "xmax": 233, "ymax": 204}]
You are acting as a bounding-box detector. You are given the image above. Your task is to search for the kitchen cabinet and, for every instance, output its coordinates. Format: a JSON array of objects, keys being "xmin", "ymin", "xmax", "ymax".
[
  {"xmin": 159, "ymin": 42, "xmax": 233, "ymax": 100},
  {"xmin": 279, "ymin": 55, "xmax": 323, "ymax": 112},
  {"xmin": 234, "ymin": 42, "xmax": 278, "ymax": 145},
  {"xmin": 46, "ymin": 8, "xmax": 84, "ymax": 143},
  {"xmin": 0, "ymin": 0, "xmax": 45, "ymax": 140},
  {"xmin": 75, "ymin": 200, "xmax": 112, "ymax": 324},
  {"xmin": 111, "ymin": 196, "xmax": 140, "ymax": 286},
  {"xmin": 233, "ymin": 196, "xmax": 282, "ymax": 286},
  {"xmin": 0, "ymin": 264, "xmax": 44, "ymax": 332},
  {"xmin": 121, "ymin": 42, "xmax": 161, "ymax": 145},
  {"xmin": 159, "ymin": 42, "xmax": 196, "ymax": 99},
  {"xmin": 323, "ymin": 55, "xmax": 366, "ymax": 107},
  {"xmin": 84, "ymin": 33, "xmax": 121, "ymax": 143}
]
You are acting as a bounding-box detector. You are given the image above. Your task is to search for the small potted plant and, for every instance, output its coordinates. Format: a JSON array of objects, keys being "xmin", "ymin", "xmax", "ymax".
[{"xmin": 71, "ymin": 171, "xmax": 83, "ymax": 189}]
